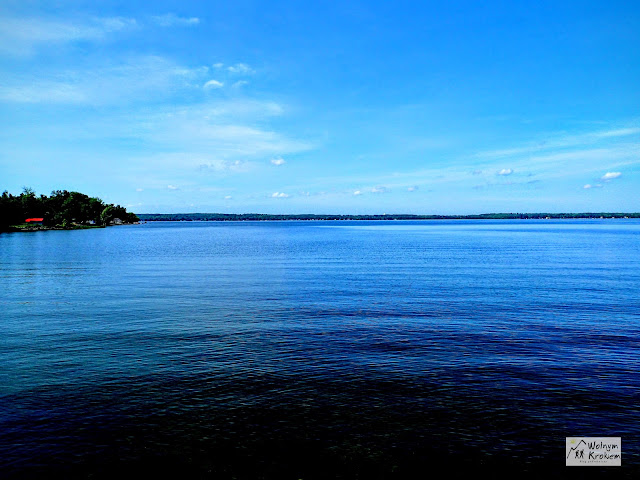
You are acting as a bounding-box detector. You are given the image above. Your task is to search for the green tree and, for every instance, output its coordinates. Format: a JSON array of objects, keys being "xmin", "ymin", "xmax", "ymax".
[
  {"xmin": 100, "ymin": 205, "xmax": 115, "ymax": 225},
  {"xmin": 0, "ymin": 188, "xmax": 139, "ymax": 229}
]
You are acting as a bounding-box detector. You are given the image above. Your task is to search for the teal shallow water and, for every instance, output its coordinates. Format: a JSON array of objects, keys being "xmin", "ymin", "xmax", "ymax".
[{"xmin": 1, "ymin": 220, "xmax": 639, "ymax": 478}]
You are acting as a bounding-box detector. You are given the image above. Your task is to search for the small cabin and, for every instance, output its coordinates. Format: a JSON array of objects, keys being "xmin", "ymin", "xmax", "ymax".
[{"xmin": 25, "ymin": 218, "xmax": 44, "ymax": 224}]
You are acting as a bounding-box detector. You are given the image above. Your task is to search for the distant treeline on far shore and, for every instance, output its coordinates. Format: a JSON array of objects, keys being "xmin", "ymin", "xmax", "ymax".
[
  {"xmin": 1, "ymin": 188, "xmax": 139, "ymax": 231},
  {"xmin": 138, "ymin": 212, "xmax": 640, "ymax": 222}
]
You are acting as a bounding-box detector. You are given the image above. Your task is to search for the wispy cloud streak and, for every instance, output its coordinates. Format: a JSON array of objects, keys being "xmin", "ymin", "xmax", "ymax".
[
  {"xmin": 151, "ymin": 14, "xmax": 200, "ymax": 27},
  {"xmin": 0, "ymin": 16, "xmax": 137, "ymax": 55}
]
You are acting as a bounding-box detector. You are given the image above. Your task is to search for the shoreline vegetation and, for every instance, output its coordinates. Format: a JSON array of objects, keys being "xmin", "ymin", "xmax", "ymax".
[
  {"xmin": 3, "ymin": 187, "xmax": 637, "ymax": 232},
  {"xmin": 138, "ymin": 212, "xmax": 640, "ymax": 222},
  {"xmin": 1, "ymin": 189, "xmax": 139, "ymax": 233}
]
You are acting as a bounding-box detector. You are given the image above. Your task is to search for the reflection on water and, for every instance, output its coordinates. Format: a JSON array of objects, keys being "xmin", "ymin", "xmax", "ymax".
[{"xmin": 1, "ymin": 220, "xmax": 639, "ymax": 478}]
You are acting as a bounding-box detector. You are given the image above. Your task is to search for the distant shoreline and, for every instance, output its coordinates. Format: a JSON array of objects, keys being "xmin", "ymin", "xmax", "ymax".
[{"xmin": 137, "ymin": 213, "xmax": 640, "ymax": 222}]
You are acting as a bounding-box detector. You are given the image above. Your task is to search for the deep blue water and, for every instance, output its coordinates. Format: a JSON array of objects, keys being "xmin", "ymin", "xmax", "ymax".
[{"xmin": 1, "ymin": 220, "xmax": 639, "ymax": 478}]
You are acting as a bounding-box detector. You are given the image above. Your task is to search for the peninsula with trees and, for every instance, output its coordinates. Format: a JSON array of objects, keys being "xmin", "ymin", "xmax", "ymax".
[
  {"xmin": 0, "ymin": 189, "xmax": 139, "ymax": 232},
  {"xmin": 3, "ymin": 188, "xmax": 636, "ymax": 232}
]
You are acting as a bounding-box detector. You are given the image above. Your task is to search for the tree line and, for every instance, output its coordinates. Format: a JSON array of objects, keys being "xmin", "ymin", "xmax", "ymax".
[
  {"xmin": 1, "ymin": 188, "xmax": 139, "ymax": 230},
  {"xmin": 138, "ymin": 212, "xmax": 640, "ymax": 222}
]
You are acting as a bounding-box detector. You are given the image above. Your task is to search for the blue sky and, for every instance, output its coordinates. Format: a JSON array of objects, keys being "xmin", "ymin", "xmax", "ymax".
[{"xmin": 1, "ymin": 1, "xmax": 639, "ymax": 214}]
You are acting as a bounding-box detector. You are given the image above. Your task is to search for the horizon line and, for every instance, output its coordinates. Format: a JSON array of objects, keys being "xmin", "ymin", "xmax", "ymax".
[{"xmin": 136, "ymin": 212, "xmax": 640, "ymax": 217}]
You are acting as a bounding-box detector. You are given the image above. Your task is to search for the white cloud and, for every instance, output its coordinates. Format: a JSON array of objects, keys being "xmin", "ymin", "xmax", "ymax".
[
  {"xmin": 0, "ymin": 82, "xmax": 87, "ymax": 104},
  {"xmin": 583, "ymin": 184, "xmax": 603, "ymax": 189},
  {"xmin": 227, "ymin": 63, "xmax": 254, "ymax": 75},
  {"xmin": 148, "ymin": 119, "xmax": 312, "ymax": 158},
  {"xmin": 199, "ymin": 100, "xmax": 283, "ymax": 119},
  {"xmin": 371, "ymin": 186, "xmax": 387, "ymax": 193},
  {"xmin": 68, "ymin": 100, "xmax": 312, "ymax": 185},
  {"xmin": 136, "ymin": 188, "xmax": 144, "ymax": 192},
  {"xmin": 0, "ymin": 16, "xmax": 137, "ymax": 56},
  {"xmin": 152, "ymin": 14, "xmax": 200, "ymax": 27},
  {"xmin": 271, "ymin": 157, "xmax": 286, "ymax": 166},
  {"xmin": 224, "ymin": 195, "xmax": 232, "ymax": 199},
  {"xmin": 293, "ymin": 142, "xmax": 636, "ymax": 196},
  {"xmin": 270, "ymin": 131, "xmax": 638, "ymax": 201},
  {"xmin": 407, "ymin": 185, "xmax": 418, "ymax": 192},
  {"xmin": 0, "ymin": 56, "xmax": 275, "ymax": 110},
  {"xmin": 511, "ymin": 148, "xmax": 635, "ymax": 178},
  {"xmin": 271, "ymin": 192, "xmax": 289, "ymax": 198},
  {"xmin": 203, "ymin": 79, "xmax": 224, "ymax": 89},
  {"xmin": 601, "ymin": 172, "xmax": 621, "ymax": 180},
  {"xmin": 0, "ymin": 56, "xmax": 213, "ymax": 105},
  {"xmin": 594, "ymin": 128, "xmax": 640, "ymax": 138},
  {"xmin": 232, "ymin": 80, "xmax": 249, "ymax": 88},
  {"xmin": 353, "ymin": 190, "xmax": 363, "ymax": 196},
  {"xmin": 498, "ymin": 168, "xmax": 513, "ymax": 176},
  {"xmin": 101, "ymin": 17, "xmax": 138, "ymax": 31},
  {"xmin": 0, "ymin": 48, "xmax": 316, "ymax": 192},
  {"xmin": 198, "ymin": 159, "xmax": 251, "ymax": 173},
  {"xmin": 213, "ymin": 63, "xmax": 224, "ymax": 68},
  {"xmin": 476, "ymin": 127, "xmax": 640, "ymax": 160}
]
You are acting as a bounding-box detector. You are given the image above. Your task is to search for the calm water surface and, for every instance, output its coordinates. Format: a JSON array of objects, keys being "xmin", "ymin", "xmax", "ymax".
[{"xmin": 1, "ymin": 220, "xmax": 639, "ymax": 478}]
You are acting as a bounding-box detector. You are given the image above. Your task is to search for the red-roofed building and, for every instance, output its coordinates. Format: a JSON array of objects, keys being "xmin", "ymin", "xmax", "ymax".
[{"xmin": 25, "ymin": 218, "xmax": 44, "ymax": 224}]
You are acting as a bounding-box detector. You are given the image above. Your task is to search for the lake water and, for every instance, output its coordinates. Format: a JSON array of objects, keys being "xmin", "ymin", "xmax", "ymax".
[{"xmin": 1, "ymin": 220, "xmax": 639, "ymax": 478}]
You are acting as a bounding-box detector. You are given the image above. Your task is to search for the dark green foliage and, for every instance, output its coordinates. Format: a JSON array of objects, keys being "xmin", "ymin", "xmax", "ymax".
[{"xmin": 0, "ymin": 188, "xmax": 139, "ymax": 231}]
